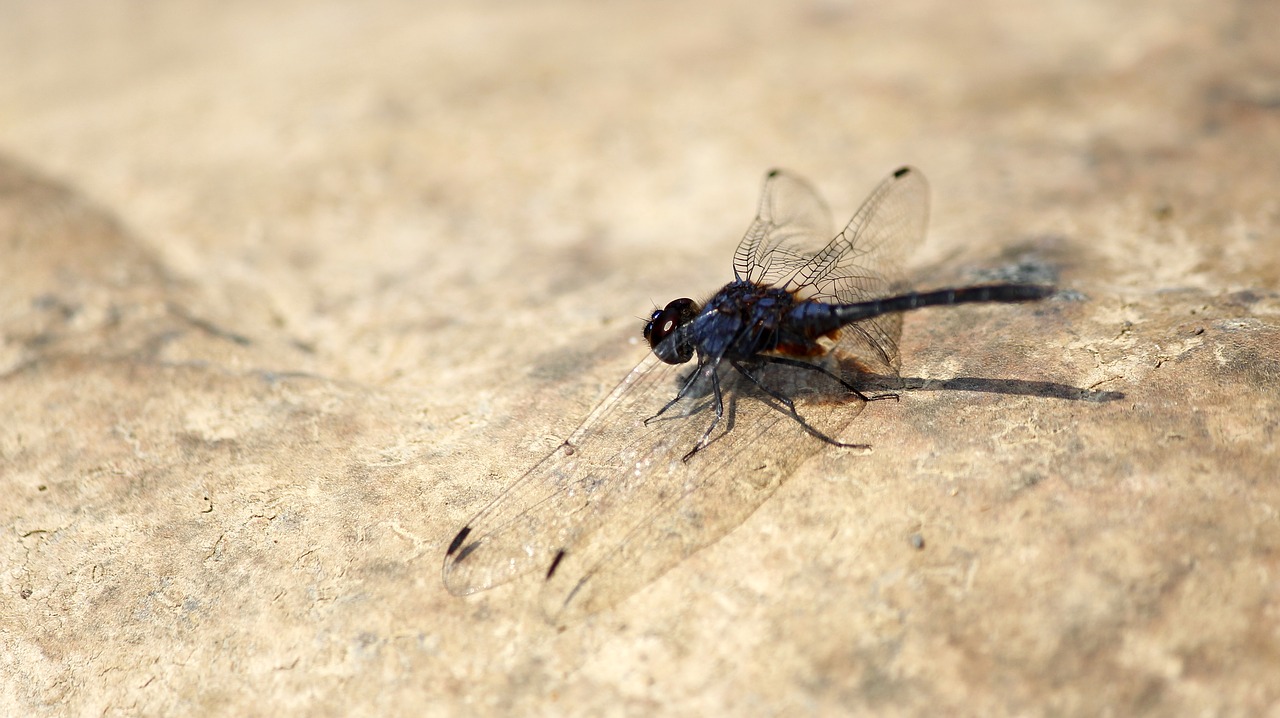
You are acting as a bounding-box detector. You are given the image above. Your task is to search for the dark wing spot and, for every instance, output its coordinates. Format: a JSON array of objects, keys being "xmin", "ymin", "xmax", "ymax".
[
  {"xmin": 546, "ymin": 549, "xmax": 567, "ymax": 580},
  {"xmin": 446, "ymin": 526, "xmax": 471, "ymax": 557},
  {"xmin": 893, "ymin": 166, "xmax": 911, "ymax": 178}
]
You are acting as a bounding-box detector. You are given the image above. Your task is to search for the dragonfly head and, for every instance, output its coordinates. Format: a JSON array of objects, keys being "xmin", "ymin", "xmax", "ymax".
[{"xmin": 644, "ymin": 297, "xmax": 699, "ymax": 364}]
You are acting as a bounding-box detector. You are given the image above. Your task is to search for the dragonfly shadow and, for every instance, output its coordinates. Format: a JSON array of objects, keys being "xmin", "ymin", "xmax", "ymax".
[{"xmin": 858, "ymin": 374, "xmax": 1126, "ymax": 403}]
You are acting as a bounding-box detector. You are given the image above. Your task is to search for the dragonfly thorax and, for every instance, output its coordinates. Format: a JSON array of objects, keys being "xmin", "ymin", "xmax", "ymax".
[
  {"xmin": 646, "ymin": 281, "xmax": 804, "ymax": 365},
  {"xmin": 696, "ymin": 281, "xmax": 799, "ymax": 360}
]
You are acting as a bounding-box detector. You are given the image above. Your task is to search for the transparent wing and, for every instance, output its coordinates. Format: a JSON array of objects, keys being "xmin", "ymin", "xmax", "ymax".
[
  {"xmin": 791, "ymin": 166, "xmax": 929, "ymax": 303},
  {"xmin": 756, "ymin": 166, "xmax": 930, "ymax": 376},
  {"xmin": 808, "ymin": 166, "xmax": 928, "ymax": 375},
  {"xmin": 733, "ymin": 169, "xmax": 836, "ymax": 287},
  {"xmin": 441, "ymin": 352, "xmax": 682, "ymax": 600},
  {"xmin": 442, "ymin": 344, "xmax": 863, "ymax": 622}
]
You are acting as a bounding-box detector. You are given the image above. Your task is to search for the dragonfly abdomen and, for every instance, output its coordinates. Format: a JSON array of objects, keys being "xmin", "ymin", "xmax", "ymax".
[{"xmin": 790, "ymin": 284, "xmax": 1056, "ymax": 338}]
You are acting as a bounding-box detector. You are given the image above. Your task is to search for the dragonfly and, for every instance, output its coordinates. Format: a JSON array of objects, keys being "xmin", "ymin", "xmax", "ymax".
[{"xmin": 443, "ymin": 166, "xmax": 1055, "ymax": 620}]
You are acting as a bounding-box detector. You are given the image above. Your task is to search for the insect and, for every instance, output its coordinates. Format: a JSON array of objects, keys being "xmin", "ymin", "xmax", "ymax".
[{"xmin": 443, "ymin": 166, "xmax": 1054, "ymax": 619}]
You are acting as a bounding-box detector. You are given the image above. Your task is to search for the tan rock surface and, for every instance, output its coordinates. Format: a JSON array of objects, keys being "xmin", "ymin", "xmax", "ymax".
[{"xmin": 2, "ymin": 1, "xmax": 1277, "ymax": 715}]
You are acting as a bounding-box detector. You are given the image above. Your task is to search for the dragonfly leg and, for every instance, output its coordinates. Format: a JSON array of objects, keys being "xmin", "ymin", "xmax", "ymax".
[
  {"xmin": 645, "ymin": 359, "xmax": 709, "ymax": 425},
  {"xmin": 754, "ymin": 355, "xmax": 881, "ymax": 400},
  {"xmin": 682, "ymin": 367, "xmax": 724, "ymax": 461},
  {"xmin": 758, "ymin": 355, "xmax": 900, "ymax": 403},
  {"xmin": 731, "ymin": 360, "xmax": 871, "ymax": 450}
]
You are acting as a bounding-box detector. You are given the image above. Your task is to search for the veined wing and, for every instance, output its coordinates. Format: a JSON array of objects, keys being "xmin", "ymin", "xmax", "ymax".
[
  {"xmin": 792, "ymin": 165, "xmax": 928, "ymax": 304},
  {"xmin": 791, "ymin": 166, "xmax": 930, "ymax": 376},
  {"xmin": 442, "ymin": 344, "xmax": 864, "ymax": 621},
  {"xmin": 732, "ymin": 169, "xmax": 835, "ymax": 288},
  {"xmin": 441, "ymin": 351, "xmax": 681, "ymax": 599}
]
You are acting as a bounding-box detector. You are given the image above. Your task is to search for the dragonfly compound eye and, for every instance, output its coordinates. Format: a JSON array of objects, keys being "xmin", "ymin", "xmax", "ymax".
[{"xmin": 644, "ymin": 298, "xmax": 698, "ymax": 364}]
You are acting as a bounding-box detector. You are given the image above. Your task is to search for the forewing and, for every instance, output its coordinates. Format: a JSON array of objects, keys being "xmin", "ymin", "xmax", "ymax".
[
  {"xmin": 442, "ymin": 341, "xmax": 866, "ymax": 620},
  {"xmin": 441, "ymin": 351, "xmax": 681, "ymax": 597},
  {"xmin": 733, "ymin": 169, "xmax": 835, "ymax": 287},
  {"xmin": 539, "ymin": 355, "xmax": 865, "ymax": 621},
  {"xmin": 791, "ymin": 166, "xmax": 929, "ymax": 301}
]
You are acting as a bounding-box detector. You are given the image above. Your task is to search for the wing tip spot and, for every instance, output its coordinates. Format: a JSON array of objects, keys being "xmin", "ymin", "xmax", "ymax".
[
  {"xmin": 546, "ymin": 549, "xmax": 567, "ymax": 580},
  {"xmin": 445, "ymin": 526, "xmax": 471, "ymax": 557},
  {"xmin": 893, "ymin": 166, "xmax": 911, "ymax": 178}
]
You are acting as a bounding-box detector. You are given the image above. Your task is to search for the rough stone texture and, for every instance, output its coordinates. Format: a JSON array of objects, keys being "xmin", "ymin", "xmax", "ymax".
[{"xmin": 2, "ymin": 1, "xmax": 1277, "ymax": 715}]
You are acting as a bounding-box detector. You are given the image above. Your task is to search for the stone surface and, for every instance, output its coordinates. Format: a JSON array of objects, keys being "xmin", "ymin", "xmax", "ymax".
[{"xmin": 2, "ymin": 0, "xmax": 1277, "ymax": 715}]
